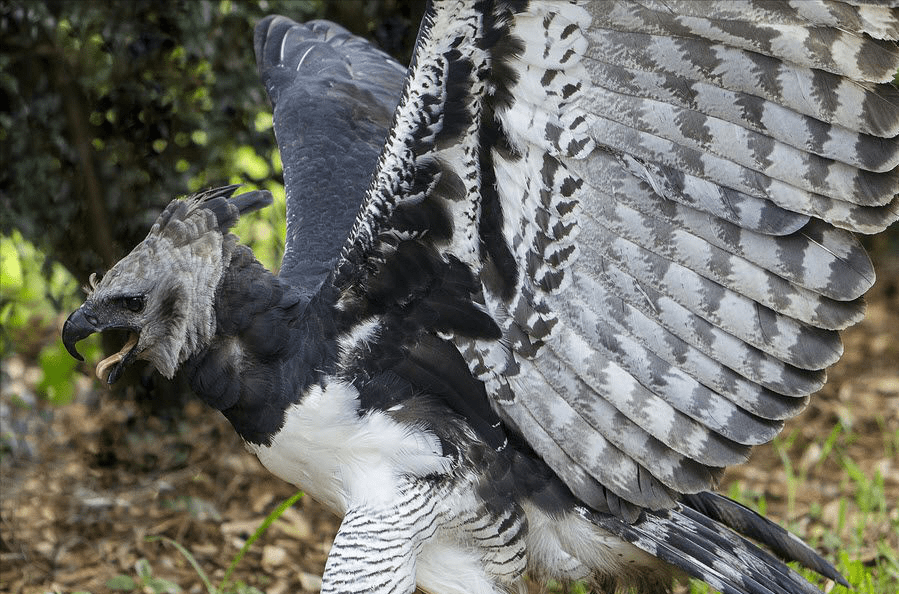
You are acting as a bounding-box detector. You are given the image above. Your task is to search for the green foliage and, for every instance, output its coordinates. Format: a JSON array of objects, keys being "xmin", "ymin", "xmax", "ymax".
[
  {"xmin": 107, "ymin": 558, "xmax": 181, "ymax": 593},
  {"xmin": 232, "ymin": 180, "xmax": 286, "ymax": 272},
  {"xmin": 0, "ymin": 0, "xmax": 427, "ymax": 290},
  {"xmin": 0, "ymin": 231, "xmax": 78, "ymax": 332},
  {"xmin": 0, "ymin": 0, "xmax": 425, "ymax": 409},
  {"xmin": 1, "ymin": 230, "xmax": 101, "ymax": 404},
  {"xmin": 37, "ymin": 340, "xmax": 79, "ymax": 404},
  {"xmin": 0, "ymin": 0, "xmax": 320, "ymax": 284}
]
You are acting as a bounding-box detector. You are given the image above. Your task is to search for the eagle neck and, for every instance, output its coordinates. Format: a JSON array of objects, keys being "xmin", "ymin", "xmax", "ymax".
[{"xmin": 184, "ymin": 244, "xmax": 340, "ymax": 445}]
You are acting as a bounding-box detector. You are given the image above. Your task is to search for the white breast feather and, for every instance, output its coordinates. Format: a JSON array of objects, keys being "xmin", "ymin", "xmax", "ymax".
[{"xmin": 247, "ymin": 380, "xmax": 451, "ymax": 514}]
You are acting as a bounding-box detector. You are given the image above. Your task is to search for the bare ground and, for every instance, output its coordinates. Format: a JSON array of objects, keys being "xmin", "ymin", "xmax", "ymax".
[{"xmin": 2, "ymin": 273, "xmax": 897, "ymax": 594}]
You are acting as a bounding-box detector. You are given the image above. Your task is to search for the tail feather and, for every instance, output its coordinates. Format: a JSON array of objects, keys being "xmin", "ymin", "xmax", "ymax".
[
  {"xmin": 681, "ymin": 491, "xmax": 847, "ymax": 587},
  {"xmin": 589, "ymin": 491, "xmax": 844, "ymax": 594},
  {"xmin": 671, "ymin": 507, "xmax": 821, "ymax": 594},
  {"xmin": 597, "ymin": 513, "xmax": 773, "ymax": 594}
]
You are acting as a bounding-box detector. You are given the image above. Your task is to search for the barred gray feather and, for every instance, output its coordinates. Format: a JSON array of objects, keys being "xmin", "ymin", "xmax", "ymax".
[
  {"xmin": 441, "ymin": 0, "xmax": 898, "ymax": 509},
  {"xmin": 327, "ymin": 1, "xmax": 896, "ymax": 589}
]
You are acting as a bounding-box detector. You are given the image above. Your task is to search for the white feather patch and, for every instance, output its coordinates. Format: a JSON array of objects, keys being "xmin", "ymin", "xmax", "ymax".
[{"xmin": 247, "ymin": 379, "xmax": 451, "ymax": 514}]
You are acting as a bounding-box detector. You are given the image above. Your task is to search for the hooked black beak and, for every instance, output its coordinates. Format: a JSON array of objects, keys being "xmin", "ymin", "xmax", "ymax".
[
  {"xmin": 62, "ymin": 308, "xmax": 96, "ymax": 362},
  {"xmin": 62, "ymin": 307, "xmax": 140, "ymax": 384}
]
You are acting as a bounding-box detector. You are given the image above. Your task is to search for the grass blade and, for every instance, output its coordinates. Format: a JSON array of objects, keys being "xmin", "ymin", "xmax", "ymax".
[
  {"xmin": 147, "ymin": 535, "xmax": 216, "ymax": 594},
  {"xmin": 219, "ymin": 490, "xmax": 304, "ymax": 593}
]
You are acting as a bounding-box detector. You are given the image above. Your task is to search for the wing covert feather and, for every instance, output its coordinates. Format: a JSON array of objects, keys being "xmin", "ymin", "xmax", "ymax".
[{"xmin": 314, "ymin": 0, "xmax": 898, "ymax": 514}]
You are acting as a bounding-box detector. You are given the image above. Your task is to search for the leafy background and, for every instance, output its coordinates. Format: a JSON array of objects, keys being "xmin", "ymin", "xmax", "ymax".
[{"xmin": 1, "ymin": 1, "xmax": 897, "ymax": 593}]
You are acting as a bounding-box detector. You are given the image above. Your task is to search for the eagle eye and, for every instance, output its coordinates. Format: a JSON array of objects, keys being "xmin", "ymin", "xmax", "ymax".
[{"xmin": 124, "ymin": 295, "xmax": 145, "ymax": 313}]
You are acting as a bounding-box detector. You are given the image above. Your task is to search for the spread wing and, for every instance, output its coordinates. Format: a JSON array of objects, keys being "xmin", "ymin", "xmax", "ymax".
[
  {"xmin": 264, "ymin": 0, "xmax": 899, "ymax": 518},
  {"xmin": 254, "ymin": 17, "xmax": 406, "ymax": 291}
]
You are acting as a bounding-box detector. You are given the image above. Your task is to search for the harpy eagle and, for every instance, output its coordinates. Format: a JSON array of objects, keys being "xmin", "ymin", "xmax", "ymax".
[{"xmin": 62, "ymin": 1, "xmax": 898, "ymax": 593}]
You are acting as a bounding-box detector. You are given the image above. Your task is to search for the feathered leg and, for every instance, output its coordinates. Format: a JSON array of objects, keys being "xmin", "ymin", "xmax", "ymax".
[
  {"xmin": 322, "ymin": 501, "xmax": 427, "ymax": 594},
  {"xmin": 321, "ymin": 478, "xmax": 447, "ymax": 594}
]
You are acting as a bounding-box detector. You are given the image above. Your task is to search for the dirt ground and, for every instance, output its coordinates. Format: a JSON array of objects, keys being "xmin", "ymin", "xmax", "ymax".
[{"xmin": 2, "ymin": 262, "xmax": 897, "ymax": 594}]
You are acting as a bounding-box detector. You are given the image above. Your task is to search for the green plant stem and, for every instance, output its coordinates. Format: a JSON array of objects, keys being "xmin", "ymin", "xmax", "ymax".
[
  {"xmin": 218, "ymin": 490, "xmax": 304, "ymax": 593},
  {"xmin": 148, "ymin": 490, "xmax": 303, "ymax": 594},
  {"xmin": 147, "ymin": 536, "xmax": 216, "ymax": 594}
]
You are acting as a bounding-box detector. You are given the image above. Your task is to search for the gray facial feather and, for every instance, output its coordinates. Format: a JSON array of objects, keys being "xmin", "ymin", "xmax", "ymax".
[{"xmin": 88, "ymin": 197, "xmax": 230, "ymax": 378}]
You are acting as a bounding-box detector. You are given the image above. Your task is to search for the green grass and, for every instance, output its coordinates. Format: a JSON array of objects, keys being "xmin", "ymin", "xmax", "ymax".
[
  {"xmin": 103, "ymin": 491, "xmax": 304, "ymax": 594},
  {"xmin": 688, "ymin": 419, "xmax": 899, "ymax": 594}
]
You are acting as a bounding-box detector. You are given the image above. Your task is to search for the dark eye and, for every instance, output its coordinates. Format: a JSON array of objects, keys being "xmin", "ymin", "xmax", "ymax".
[{"xmin": 124, "ymin": 296, "xmax": 145, "ymax": 313}]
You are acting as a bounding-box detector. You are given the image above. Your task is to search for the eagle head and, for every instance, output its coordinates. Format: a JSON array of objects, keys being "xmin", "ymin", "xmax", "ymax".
[{"xmin": 62, "ymin": 185, "xmax": 272, "ymax": 383}]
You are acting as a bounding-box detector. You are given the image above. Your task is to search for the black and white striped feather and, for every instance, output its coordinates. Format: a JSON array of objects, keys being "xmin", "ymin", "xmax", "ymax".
[{"xmin": 256, "ymin": 1, "xmax": 897, "ymax": 592}]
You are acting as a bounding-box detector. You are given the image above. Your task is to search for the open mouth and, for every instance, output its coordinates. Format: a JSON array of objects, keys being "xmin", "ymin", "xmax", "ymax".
[
  {"xmin": 95, "ymin": 332, "xmax": 140, "ymax": 383},
  {"xmin": 62, "ymin": 308, "xmax": 141, "ymax": 385}
]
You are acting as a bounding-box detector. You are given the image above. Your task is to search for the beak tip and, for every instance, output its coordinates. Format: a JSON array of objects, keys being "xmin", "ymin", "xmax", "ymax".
[{"xmin": 61, "ymin": 308, "xmax": 94, "ymax": 362}]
